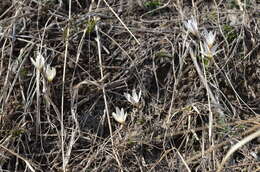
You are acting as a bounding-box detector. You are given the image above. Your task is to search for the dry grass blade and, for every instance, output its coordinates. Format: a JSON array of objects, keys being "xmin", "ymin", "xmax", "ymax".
[
  {"xmin": 60, "ymin": 0, "xmax": 72, "ymax": 170},
  {"xmin": 189, "ymin": 48, "xmax": 224, "ymax": 117},
  {"xmin": 217, "ymin": 129, "xmax": 260, "ymax": 172},
  {"xmin": 94, "ymin": 14, "xmax": 123, "ymax": 170},
  {"xmin": 0, "ymin": 144, "xmax": 36, "ymax": 172},
  {"xmin": 102, "ymin": 0, "xmax": 140, "ymax": 45}
]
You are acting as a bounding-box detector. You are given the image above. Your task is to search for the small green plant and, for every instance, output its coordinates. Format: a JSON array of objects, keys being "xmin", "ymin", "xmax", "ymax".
[
  {"xmin": 229, "ymin": 0, "xmax": 240, "ymax": 9},
  {"xmin": 237, "ymin": 124, "xmax": 246, "ymax": 129},
  {"xmin": 223, "ymin": 24, "xmax": 237, "ymax": 43},
  {"xmin": 20, "ymin": 68, "xmax": 28, "ymax": 78},
  {"xmin": 127, "ymin": 139, "xmax": 135, "ymax": 145},
  {"xmin": 208, "ymin": 11, "xmax": 218, "ymax": 22},
  {"xmin": 197, "ymin": 55, "xmax": 210, "ymax": 68},
  {"xmin": 11, "ymin": 129, "xmax": 25, "ymax": 137},
  {"xmin": 155, "ymin": 51, "xmax": 174, "ymax": 59},
  {"xmin": 217, "ymin": 117, "xmax": 231, "ymax": 135},
  {"xmin": 228, "ymin": 0, "xmax": 252, "ymax": 10},
  {"xmin": 137, "ymin": 118, "xmax": 145, "ymax": 125},
  {"xmin": 85, "ymin": 18, "xmax": 97, "ymax": 34},
  {"xmin": 144, "ymin": 0, "xmax": 161, "ymax": 10}
]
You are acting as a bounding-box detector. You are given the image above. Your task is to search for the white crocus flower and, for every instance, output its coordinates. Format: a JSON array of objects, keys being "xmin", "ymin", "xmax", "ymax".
[
  {"xmin": 45, "ymin": 64, "xmax": 56, "ymax": 82},
  {"xmin": 184, "ymin": 16, "xmax": 199, "ymax": 37},
  {"xmin": 31, "ymin": 52, "xmax": 45, "ymax": 70},
  {"xmin": 203, "ymin": 30, "xmax": 216, "ymax": 49},
  {"xmin": 200, "ymin": 42, "xmax": 217, "ymax": 58},
  {"xmin": 112, "ymin": 107, "xmax": 127, "ymax": 124},
  {"xmin": 124, "ymin": 89, "xmax": 141, "ymax": 106}
]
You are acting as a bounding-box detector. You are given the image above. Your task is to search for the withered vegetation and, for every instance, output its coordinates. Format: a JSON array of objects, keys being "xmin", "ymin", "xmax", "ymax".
[{"xmin": 0, "ymin": 0, "xmax": 259, "ymax": 171}]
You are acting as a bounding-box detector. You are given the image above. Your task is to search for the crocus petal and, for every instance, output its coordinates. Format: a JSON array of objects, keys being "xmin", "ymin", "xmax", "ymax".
[
  {"xmin": 132, "ymin": 89, "xmax": 137, "ymax": 100},
  {"xmin": 30, "ymin": 58, "xmax": 37, "ymax": 68},
  {"xmin": 124, "ymin": 93, "xmax": 131, "ymax": 102},
  {"xmin": 124, "ymin": 89, "xmax": 142, "ymax": 105},
  {"xmin": 45, "ymin": 64, "xmax": 56, "ymax": 82},
  {"xmin": 116, "ymin": 107, "xmax": 120, "ymax": 116},
  {"xmin": 138, "ymin": 90, "xmax": 142, "ymax": 100},
  {"xmin": 31, "ymin": 52, "xmax": 45, "ymax": 70},
  {"xmin": 112, "ymin": 107, "xmax": 127, "ymax": 124}
]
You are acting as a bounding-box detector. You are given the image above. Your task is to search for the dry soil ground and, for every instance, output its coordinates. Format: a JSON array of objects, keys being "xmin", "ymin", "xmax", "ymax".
[{"xmin": 0, "ymin": 0, "xmax": 260, "ymax": 171}]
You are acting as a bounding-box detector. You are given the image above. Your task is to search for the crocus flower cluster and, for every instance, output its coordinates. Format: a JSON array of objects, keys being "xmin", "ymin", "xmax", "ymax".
[
  {"xmin": 112, "ymin": 107, "xmax": 127, "ymax": 124},
  {"xmin": 112, "ymin": 89, "xmax": 141, "ymax": 124},
  {"xmin": 124, "ymin": 89, "xmax": 142, "ymax": 107},
  {"xmin": 201, "ymin": 29, "xmax": 217, "ymax": 58},
  {"xmin": 184, "ymin": 16, "xmax": 218, "ymax": 59},
  {"xmin": 184, "ymin": 16, "xmax": 199, "ymax": 37},
  {"xmin": 31, "ymin": 52, "xmax": 56, "ymax": 82}
]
